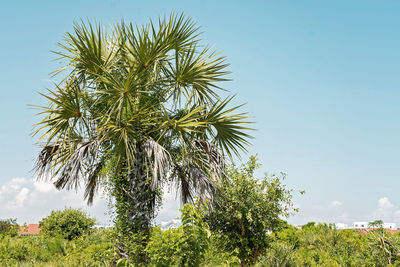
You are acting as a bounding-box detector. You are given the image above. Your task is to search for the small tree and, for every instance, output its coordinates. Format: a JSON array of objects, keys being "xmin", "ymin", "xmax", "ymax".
[
  {"xmin": 206, "ymin": 156, "xmax": 295, "ymax": 265},
  {"xmin": 0, "ymin": 218, "xmax": 18, "ymax": 236},
  {"xmin": 369, "ymin": 220, "xmax": 384, "ymax": 228},
  {"xmin": 39, "ymin": 208, "xmax": 96, "ymax": 240}
]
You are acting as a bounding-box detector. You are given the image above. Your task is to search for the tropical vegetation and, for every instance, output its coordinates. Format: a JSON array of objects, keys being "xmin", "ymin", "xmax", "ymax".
[{"xmin": 2, "ymin": 207, "xmax": 400, "ymax": 266}]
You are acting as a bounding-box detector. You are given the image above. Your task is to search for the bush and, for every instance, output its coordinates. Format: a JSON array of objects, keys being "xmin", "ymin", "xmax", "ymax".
[
  {"xmin": 0, "ymin": 229, "xmax": 114, "ymax": 266},
  {"xmin": 259, "ymin": 222, "xmax": 400, "ymax": 267},
  {"xmin": 39, "ymin": 208, "xmax": 96, "ymax": 240},
  {"xmin": 146, "ymin": 203, "xmax": 210, "ymax": 267},
  {"xmin": 255, "ymin": 241, "xmax": 296, "ymax": 267},
  {"xmin": 206, "ymin": 156, "xmax": 295, "ymax": 265},
  {"xmin": 146, "ymin": 227, "xmax": 180, "ymax": 266}
]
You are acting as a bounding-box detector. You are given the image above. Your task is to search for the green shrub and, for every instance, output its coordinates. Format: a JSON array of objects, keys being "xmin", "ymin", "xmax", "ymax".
[
  {"xmin": 206, "ymin": 156, "xmax": 295, "ymax": 265},
  {"xmin": 0, "ymin": 229, "xmax": 114, "ymax": 266},
  {"xmin": 260, "ymin": 222, "xmax": 400, "ymax": 267},
  {"xmin": 146, "ymin": 227, "xmax": 180, "ymax": 266},
  {"xmin": 39, "ymin": 208, "xmax": 96, "ymax": 240},
  {"xmin": 202, "ymin": 234, "xmax": 241, "ymax": 266},
  {"xmin": 146, "ymin": 203, "xmax": 210, "ymax": 267},
  {"xmin": 255, "ymin": 241, "xmax": 296, "ymax": 267}
]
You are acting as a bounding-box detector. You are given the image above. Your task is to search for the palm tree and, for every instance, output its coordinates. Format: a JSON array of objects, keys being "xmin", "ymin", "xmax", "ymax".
[{"xmin": 34, "ymin": 14, "xmax": 252, "ymax": 261}]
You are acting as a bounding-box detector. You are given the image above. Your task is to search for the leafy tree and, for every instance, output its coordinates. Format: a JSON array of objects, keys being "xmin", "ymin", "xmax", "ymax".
[
  {"xmin": 0, "ymin": 219, "xmax": 18, "ymax": 236},
  {"xmin": 206, "ymin": 156, "xmax": 295, "ymax": 265},
  {"xmin": 39, "ymin": 208, "xmax": 96, "ymax": 240},
  {"xmin": 302, "ymin": 222, "xmax": 316, "ymax": 229},
  {"xmin": 33, "ymin": 13, "xmax": 252, "ymax": 262},
  {"xmin": 369, "ymin": 220, "xmax": 384, "ymax": 228}
]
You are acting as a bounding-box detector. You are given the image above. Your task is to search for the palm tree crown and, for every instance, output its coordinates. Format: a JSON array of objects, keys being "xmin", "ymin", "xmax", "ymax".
[{"xmin": 34, "ymin": 14, "xmax": 252, "ymax": 209}]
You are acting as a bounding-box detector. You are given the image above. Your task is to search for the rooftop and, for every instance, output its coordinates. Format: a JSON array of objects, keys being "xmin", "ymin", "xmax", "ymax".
[{"xmin": 19, "ymin": 224, "xmax": 41, "ymax": 235}]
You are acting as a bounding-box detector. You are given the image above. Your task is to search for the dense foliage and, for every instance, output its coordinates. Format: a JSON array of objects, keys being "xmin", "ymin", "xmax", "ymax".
[
  {"xmin": 206, "ymin": 156, "xmax": 295, "ymax": 265},
  {"xmin": 0, "ymin": 219, "xmax": 18, "ymax": 237},
  {"xmin": 3, "ymin": 219, "xmax": 400, "ymax": 266},
  {"xmin": 39, "ymin": 208, "xmax": 96, "ymax": 240},
  {"xmin": 258, "ymin": 222, "xmax": 400, "ymax": 266},
  {"xmin": 0, "ymin": 229, "xmax": 113, "ymax": 266},
  {"xmin": 146, "ymin": 204, "xmax": 210, "ymax": 266}
]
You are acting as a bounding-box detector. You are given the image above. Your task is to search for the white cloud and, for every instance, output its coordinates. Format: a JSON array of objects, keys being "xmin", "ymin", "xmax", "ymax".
[
  {"xmin": 0, "ymin": 177, "xmax": 181, "ymax": 226},
  {"xmin": 331, "ymin": 200, "xmax": 343, "ymax": 207},
  {"xmin": 369, "ymin": 197, "xmax": 400, "ymax": 223},
  {"xmin": 0, "ymin": 177, "xmax": 30, "ymax": 198},
  {"xmin": 377, "ymin": 197, "xmax": 394, "ymax": 210},
  {"xmin": 33, "ymin": 180, "xmax": 56, "ymax": 193},
  {"xmin": 0, "ymin": 177, "xmax": 110, "ymax": 225},
  {"xmin": 13, "ymin": 187, "xmax": 30, "ymax": 208}
]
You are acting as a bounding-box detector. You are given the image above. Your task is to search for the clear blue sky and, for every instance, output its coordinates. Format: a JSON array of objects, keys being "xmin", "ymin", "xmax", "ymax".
[{"xmin": 1, "ymin": 0, "xmax": 400, "ymax": 225}]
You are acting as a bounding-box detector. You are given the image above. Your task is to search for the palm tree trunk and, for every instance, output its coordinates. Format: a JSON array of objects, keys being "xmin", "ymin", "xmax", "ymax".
[{"xmin": 112, "ymin": 145, "xmax": 158, "ymax": 263}]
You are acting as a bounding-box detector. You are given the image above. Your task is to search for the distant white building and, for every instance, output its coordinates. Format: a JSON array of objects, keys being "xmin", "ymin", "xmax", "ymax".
[
  {"xmin": 334, "ymin": 223, "xmax": 348, "ymax": 229},
  {"xmin": 353, "ymin": 222, "xmax": 368, "ymax": 229},
  {"xmin": 382, "ymin": 223, "xmax": 396, "ymax": 229},
  {"xmin": 351, "ymin": 221, "xmax": 396, "ymax": 229}
]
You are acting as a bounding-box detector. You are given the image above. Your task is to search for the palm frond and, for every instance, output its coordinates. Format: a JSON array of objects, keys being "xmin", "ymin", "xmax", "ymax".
[
  {"xmin": 170, "ymin": 139, "xmax": 225, "ymax": 204},
  {"xmin": 84, "ymin": 157, "xmax": 106, "ymax": 205},
  {"xmin": 205, "ymin": 97, "xmax": 254, "ymax": 158},
  {"xmin": 53, "ymin": 20, "xmax": 119, "ymax": 80},
  {"xmin": 143, "ymin": 138, "xmax": 171, "ymax": 189},
  {"xmin": 35, "ymin": 140, "xmax": 99, "ymax": 192},
  {"xmin": 193, "ymin": 139, "xmax": 225, "ymax": 180},
  {"xmin": 33, "ymin": 79, "xmax": 84, "ymax": 143},
  {"xmin": 163, "ymin": 46, "xmax": 229, "ymax": 106}
]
